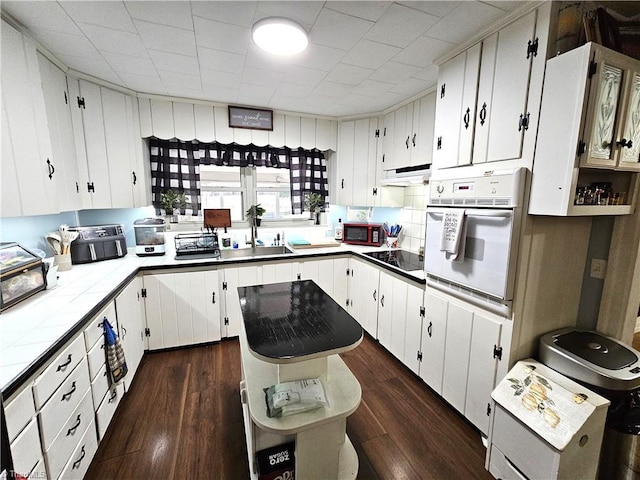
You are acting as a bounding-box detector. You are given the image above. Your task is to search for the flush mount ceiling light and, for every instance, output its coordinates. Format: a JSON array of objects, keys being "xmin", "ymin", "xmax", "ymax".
[{"xmin": 252, "ymin": 17, "xmax": 308, "ymax": 56}]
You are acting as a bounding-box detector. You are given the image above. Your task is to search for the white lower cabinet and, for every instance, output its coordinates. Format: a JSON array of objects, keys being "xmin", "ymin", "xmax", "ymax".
[
  {"xmin": 402, "ymin": 283, "xmax": 425, "ymax": 375},
  {"xmin": 95, "ymin": 383, "xmax": 125, "ymax": 440},
  {"xmin": 143, "ymin": 269, "xmax": 221, "ymax": 348},
  {"xmin": 58, "ymin": 419, "xmax": 98, "ymax": 480},
  {"xmin": 220, "ymin": 265, "xmax": 262, "ymax": 338},
  {"xmin": 115, "ymin": 276, "xmax": 146, "ymax": 390},
  {"xmin": 10, "ymin": 418, "xmax": 42, "ymax": 479},
  {"xmin": 347, "ymin": 259, "xmax": 380, "ymax": 337}
]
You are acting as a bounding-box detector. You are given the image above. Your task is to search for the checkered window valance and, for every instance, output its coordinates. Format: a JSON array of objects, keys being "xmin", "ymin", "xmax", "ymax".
[{"xmin": 149, "ymin": 138, "xmax": 328, "ymax": 215}]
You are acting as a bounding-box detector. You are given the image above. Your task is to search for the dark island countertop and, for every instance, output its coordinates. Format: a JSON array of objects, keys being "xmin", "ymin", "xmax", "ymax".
[{"xmin": 239, "ymin": 280, "xmax": 363, "ymax": 363}]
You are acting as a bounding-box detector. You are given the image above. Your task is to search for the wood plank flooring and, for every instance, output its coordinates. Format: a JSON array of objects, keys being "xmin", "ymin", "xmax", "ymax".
[{"xmin": 86, "ymin": 336, "xmax": 492, "ymax": 480}]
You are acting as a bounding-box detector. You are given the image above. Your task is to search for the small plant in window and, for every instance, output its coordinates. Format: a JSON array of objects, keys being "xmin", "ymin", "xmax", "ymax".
[
  {"xmin": 246, "ymin": 204, "xmax": 266, "ymax": 226},
  {"xmin": 305, "ymin": 193, "xmax": 324, "ymax": 224},
  {"xmin": 160, "ymin": 189, "xmax": 187, "ymax": 223}
]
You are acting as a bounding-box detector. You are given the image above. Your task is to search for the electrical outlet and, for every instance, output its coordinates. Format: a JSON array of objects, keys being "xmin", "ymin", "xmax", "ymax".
[{"xmin": 590, "ymin": 258, "xmax": 607, "ymax": 279}]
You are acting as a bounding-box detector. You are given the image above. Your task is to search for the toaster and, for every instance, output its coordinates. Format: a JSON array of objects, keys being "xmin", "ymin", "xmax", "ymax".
[{"xmin": 69, "ymin": 224, "xmax": 127, "ymax": 264}]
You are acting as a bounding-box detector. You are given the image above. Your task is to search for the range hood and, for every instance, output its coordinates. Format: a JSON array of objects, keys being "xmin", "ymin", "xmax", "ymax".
[{"xmin": 380, "ymin": 164, "xmax": 431, "ymax": 186}]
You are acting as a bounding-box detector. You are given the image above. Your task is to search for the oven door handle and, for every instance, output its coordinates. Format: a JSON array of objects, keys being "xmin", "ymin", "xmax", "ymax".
[{"xmin": 426, "ymin": 208, "xmax": 513, "ymax": 218}]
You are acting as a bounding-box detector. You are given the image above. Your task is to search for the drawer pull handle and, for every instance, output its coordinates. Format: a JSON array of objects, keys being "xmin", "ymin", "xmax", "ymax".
[
  {"xmin": 57, "ymin": 354, "xmax": 72, "ymax": 372},
  {"xmin": 62, "ymin": 381, "xmax": 77, "ymax": 401},
  {"xmin": 121, "ymin": 325, "xmax": 127, "ymax": 340},
  {"xmin": 67, "ymin": 414, "xmax": 82, "ymax": 436},
  {"xmin": 427, "ymin": 321, "xmax": 433, "ymax": 337},
  {"xmin": 380, "ymin": 294, "xmax": 385, "ymax": 307},
  {"xmin": 373, "ymin": 290, "xmax": 377, "ymax": 301},
  {"xmin": 72, "ymin": 446, "xmax": 86, "ymax": 470},
  {"xmin": 108, "ymin": 389, "xmax": 118, "ymax": 403}
]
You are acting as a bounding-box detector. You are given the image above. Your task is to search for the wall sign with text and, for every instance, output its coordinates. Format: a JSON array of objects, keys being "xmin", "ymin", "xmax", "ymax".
[{"xmin": 228, "ymin": 106, "xmax": 273, "ymax": 131}]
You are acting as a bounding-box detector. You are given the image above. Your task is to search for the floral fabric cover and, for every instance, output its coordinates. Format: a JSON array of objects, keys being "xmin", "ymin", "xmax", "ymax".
[{"xmin": 491, "ymin": 358, "xmax": 610, "ymax": 451}]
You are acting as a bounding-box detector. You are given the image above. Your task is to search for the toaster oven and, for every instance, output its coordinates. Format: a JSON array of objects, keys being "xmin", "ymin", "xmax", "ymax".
[{"xmin": 342, "ymin": 223, "xmax": 384, "ymax": 246}]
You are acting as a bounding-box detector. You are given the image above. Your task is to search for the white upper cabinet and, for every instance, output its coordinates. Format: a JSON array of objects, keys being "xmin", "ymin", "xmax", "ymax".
[
  {"xmin": 432, "ymin": 44, "xmax": 480, "ymax": 169},
  {"xmin": 335, "ymin": 120, "xmax": 355, "ymax": 206},
  {"xmin": 416, "ymin": 93, "xmax": 436, "ymax": 166},
  {"xmin": 529, "ymin": 42, "xmax": 640, "ymax": 216},
  {"xmin": 380, "ymin": 110, "xmax": 395, "ymax": 170},
  {"xmin": 1, "ymin": 20, "xmax": 58, "ymax": 217},
  {"xmin": 473, "ymin": 10, "xmax": 538, "ymax": 165},
  {"xmin": 391, "ymin": 102, "xmax": 413, "ymax": 170}
]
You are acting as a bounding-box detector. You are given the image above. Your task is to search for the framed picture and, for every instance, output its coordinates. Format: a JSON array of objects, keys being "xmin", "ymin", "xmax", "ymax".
[{"xmin": 228, "ymin": 106, "xmax": 273, "ymax": 131}]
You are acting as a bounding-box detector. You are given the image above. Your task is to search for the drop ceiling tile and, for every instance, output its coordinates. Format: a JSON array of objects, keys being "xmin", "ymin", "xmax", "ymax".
[
  {"xmin": 341, "ymin": 39, "xmax": 400, "ymax": 70},
  {"xmin": 2, "ymin": 1, "xmax": 82, "ymax": 35},
  {"xmin": 483, "ymin": 2, "xmax": 527, "ymax": 12},
  {"xmin": 309, "ymin": 8, "xmax": 373, "ymax": 51},
  {"xmin": 134, "ymin": 19, "xmax": 197, "ymax": 56},
  {"xmin": 165, "ymin": 86, "xmax": 203, "ymax": 100},
  {"xmin": 291, "ymin": 43, "xmax": 346, "ymax": 72},
  {"xmin": 388, "ymin": 77, "xmax": 432, "ymax": 95},
  {"xmin": 77, "ymin": 23, "xmax": 149, "ymax": 57},
  {"xmin": 200, "ymin": 68, "xmax": 242, "ymax": 89},
  {"xmin": 245, "ymin": 44, "xmax": 293, "ymax": 73},
  {"xmin": 372, "ymin": 91, "xmax": 408, "ymax": 109},
  {"xmin": 30, "ymin": 30, "xmax": 102, "ymax": 60},
  {"xmin": 397, "ymin": 1, "xmax": 461, "ymax": 18},
  {"xmin": 255, "ymin": 2, "xmax": 324, "ymax": 28},
  {"xmin": 284, "ymin": 65, "xmax": 326, "ymax": 88},
  {"xmin": 60, "ymin": 1, "xmax": 137, "ymax": 33},
  {"xmin": 158, "ymin": 69, "xmax": 202, "ymax": 90},
  {"xmin": 191, "ymin": 1, "xmax": 257, "ymax": 27},
  {"xmin": 58, "ymin": 54, "xmax": 122, "ymax": 84},
  {"xmin": 324, "ymin": 63, "xmax": 373, "ymax": 86},
  {"xmin": 313, "ymin": 81, "xmax": 353, "ymax": 99},
  {"xmin": 103, "ymin": 51, "xmax": 156, "ymax": 76},
  {"xmin": 201, "ymin": 84, "xmax": 238, "ymax": 104},
  {"xmin": 242, "ymin": 67, "xmax": 284, "ymax": 88},
  {"xmin": 393, "ymin": 35, "xmax": 454, "ymax": 68},
  {"xmin": 425, "ymin": 2, "xmax": 505, "ymax": 44},
  {"xmin": 148, "ymin": 50, "xmax": 200, "ymax": 75},
  {"xmin": 333, "ymin": 92, "xmax": 379, "ymax": 107},
  {"xmin": 193, "ymin": 16, "xmax": 250, "ymax": 55},
  {"xmin": 300, "ymin": 94, "xmax": 336, "ymax": 109},
  {"xmin": 124, "ymin": 1, "xmax": 194, "ymax": 31},
  {"xmin": 274, "ymin": 82, "xmax": 314, "ymax": 99},
  {"xmin": 237, "ymin": 83, "xmax": 276, "ymax": 106},
  {"xmin": 269, "ymin": 95, "xmax": 311, "ymax": 112},
  {"xmin": 198, "ymin": 47, "xmax": 245, "ymax": 74},
  {"xmin": 118, "ymin": 72, "xmax": 167, "ymax": 94},
  {"xmin": 364, "ymin": 3, "xmax": 438, "ymax": 48},
  {"xmin": 350, "ymin": 79, "xmax": 395, "ymax": 97},
  {"xmin": 324, "ymin": 1, "xmax": 391, "ymax": 22},
  {"xmin": 369, "ymin": 61, "xmax": 420, "ymax": 84},
  {"xmin": 412, "ymin": 65, "xmax": 439, "ymax": 83}
]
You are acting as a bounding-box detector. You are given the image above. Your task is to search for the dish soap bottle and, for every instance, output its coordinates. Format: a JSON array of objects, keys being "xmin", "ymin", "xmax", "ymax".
[{"xmin": 335, "ymin": 218, "xmax": 343, "ymax": 241}]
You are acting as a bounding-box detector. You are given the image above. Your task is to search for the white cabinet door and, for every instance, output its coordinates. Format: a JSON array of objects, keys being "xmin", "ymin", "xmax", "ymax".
[
  {"xmin": 1, "ymin": 105, "xmax": 22, "ymax": 216},
  {"xmin": 336, "ymin": 121, "xmax": 355, "ymax": 205},
  {"xmin": 1, "ymin": 20, "xmax": 57, "ymax": 216},
  {"xmin": 403, "ymin": 283, "xmax": 424, "ymax": 375},
  {"xmin": 37, "ymin": 53, "xmax": 80, "ymax": 212},
  {"xmin": 127, "ymin": 96, "xmax": 151, "ymax": 208},
  {"xmin": 332, "ymin": 258, "xmax": 350, "ymax": 308},
  {"xmin": 221, "ymin": 266, "xmax": 262, "ymax": 338},
  {"xmin": 115, "ymin": 276, "xmax": 146, "ymax": 390},
  {"xmin": 348, "ymin": 259, "xmax": 380, "ymax": 337},
  {"xmin": 381, "ymin": 272, "xmax": 408, "ymax": 362},
  {"xmin": 442, "ymin": 302, "xmax": 473, "ymax": 414},
  {"xmin": 351, "ymin": 118, "xmax": 373, "ymax": 207},
  {"xmin": 392, "ymin": 103, "xmax": 413, "ymax": 170},
  {"xmin": 262, "ymin": 262, "xmax": 296, "ymax": 284},
  {"xmin": 465, "ymin": 312, "xmax": 502, "ymax": 435},
  {"xmin": 143, "ymin": 270, "xmax": 221, "ymax": 349},
  {"xmin": 474, "ymin": 10, "xmax": 537, "ymax": 164},
  {"xmin": 380, "ymin": 111, "xmax": 395, "ymax": 171},
  {"xmin": 419, "ymin": 290, "xmax": 448, "ymax": 394},
  {"xmin": 416, "ymin": 93, "xmax": 436, "ymax": 166}
]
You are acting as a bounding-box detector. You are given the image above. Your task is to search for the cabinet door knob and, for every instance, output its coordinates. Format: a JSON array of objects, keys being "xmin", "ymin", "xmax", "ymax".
[
  {"xmin": 46, "ymin": 158, "xmax": 55, "ymax": 179},
  {"xmin": 380, "ymin": 294, "xmax": 385, "ymax": 307},
  {"xmin": 617, "ymin": 138, "xmax": 633, "ymax": 149},
  {"xmin": 406, "ymin": 136, "xmax": 410, "ymax": 149},
  {"xmin": 479, "ymin": 103, "xmax": 487, "ymax": 126},
  {"xmin": 373, "ymin": 290, "xmax": 377, "ymax": 301},
  {"xmin": 427, "ymin": 321, "xmax": 433, "ymax": 337},
  {"xmin": 412, "ymin": 133, "xmax": 416, "ymax": 146},
  {"xmin": 132, "ymin": 171, "xmax": 137, "ymax": 185}
]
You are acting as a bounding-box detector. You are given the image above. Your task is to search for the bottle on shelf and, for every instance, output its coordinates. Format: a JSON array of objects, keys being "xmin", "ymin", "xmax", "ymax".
[{"xmin": 335, "ymin": 219, "xmax": 343, "ymax": 241}]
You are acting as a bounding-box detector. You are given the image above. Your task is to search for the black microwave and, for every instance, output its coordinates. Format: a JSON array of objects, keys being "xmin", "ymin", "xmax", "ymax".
[{"xmin": 342, "ymin": 223, "xmax": 384, "ymax": 246}]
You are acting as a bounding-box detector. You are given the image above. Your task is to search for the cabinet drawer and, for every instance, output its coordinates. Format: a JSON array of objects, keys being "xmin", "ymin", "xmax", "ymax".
[
  {"xmin": 96, "ymin": 382, "xmax": 125, "ymax": 440},
  {"xmin": 5, "ymin": 383, "xmax": 36, "ymax": 442},
  {"xmin": 39, "ymin": 358, "xmax": 90, "ymax": 450},
  {"xmin": 87, "ymin": 337, "xmax": 105, "ymax": 381},
  {"xmin": 83, "ymin": 302, "xmax": 116, "ymax": 351},
  {"xmin": 10, "ymin": 417, "xmax": 41, "ymax": 477},
  {"xmin": 90, "ymin": 364, "xmax": 109, "ymax": 410},
  {"xmin": 58, "ymin": 419, "xmax": 98, "ymax": 480},
  {"xmin": 492, "ymin": 405, "xmax": 560, "ymax": 479},
  {"xmin": 44, "ymin": 390, "xmax": 94, "ymax": 480},
  {"xmin": 489, "ymin": 444, "xmax": 528, "ymax": 480},
  {"xmin": 33, "ymin": 335, "xmax": 85, "ymax": 409}
]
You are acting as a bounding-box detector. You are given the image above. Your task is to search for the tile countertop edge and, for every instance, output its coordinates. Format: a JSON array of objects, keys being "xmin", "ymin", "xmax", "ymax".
[{"xmin": 0, "ymin": 246, "xmax": 424, "ymax": 399}]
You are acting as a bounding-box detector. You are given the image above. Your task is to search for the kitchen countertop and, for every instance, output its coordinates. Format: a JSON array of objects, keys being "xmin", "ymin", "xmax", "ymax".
[{"xmin": 0, "ymin": 240, "xmax": 424, "ymax": 398}]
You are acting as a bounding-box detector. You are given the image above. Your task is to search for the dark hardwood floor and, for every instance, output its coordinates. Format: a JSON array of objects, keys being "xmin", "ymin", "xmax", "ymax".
[{"xmin": 86, "ymin": 336, "xmax": 492, "ymax": 480}]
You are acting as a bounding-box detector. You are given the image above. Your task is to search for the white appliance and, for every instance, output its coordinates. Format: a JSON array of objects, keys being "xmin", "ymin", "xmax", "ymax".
[{"xmin": 424, "ymin": 169, "xmax": 526, "ymax": 316}]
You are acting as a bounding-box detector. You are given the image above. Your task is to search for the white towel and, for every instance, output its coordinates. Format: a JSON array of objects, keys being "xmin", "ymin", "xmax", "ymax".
[{"xmin": 440, "ymin": 210, "xmax": 466, "ymax": 262}]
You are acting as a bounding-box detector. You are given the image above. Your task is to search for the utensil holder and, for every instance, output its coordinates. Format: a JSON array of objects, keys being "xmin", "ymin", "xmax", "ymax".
[
  {"xmin": 54, "ymin": 253, "xmax": 72, "ymax": 271},
  {"xmin": 386, "ymin": 236, "xmax": 398, "ymax": 248}
]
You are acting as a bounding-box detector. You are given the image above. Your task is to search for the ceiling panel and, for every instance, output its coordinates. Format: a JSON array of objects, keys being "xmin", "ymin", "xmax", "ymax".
[{"xmin": 1, "ymin": 0, "xmax": 547, "ymax": 117}]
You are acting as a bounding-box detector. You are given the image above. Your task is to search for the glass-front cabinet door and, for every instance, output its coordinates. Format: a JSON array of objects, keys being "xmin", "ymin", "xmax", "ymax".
[
  {"xmin": 617, "ymin": 69, "xmax": 640, "ymax": 171},
  {"xmin": 581, "ymin": 47, "xmax": 640, "ymax": 171}
]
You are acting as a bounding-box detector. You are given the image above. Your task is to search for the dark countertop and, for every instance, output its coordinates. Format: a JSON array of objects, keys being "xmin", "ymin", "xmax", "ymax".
[{"xmin": 239, "ymin": 280, "xmax": 363, "ymax": 362}]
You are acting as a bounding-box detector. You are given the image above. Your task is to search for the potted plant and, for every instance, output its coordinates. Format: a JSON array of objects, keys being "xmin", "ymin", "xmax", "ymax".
[
  {"xmin": 246, "ymin": 204, "xmax": 266, "ymax": 226},
  {"xmin": 160, "ymin": 189, "xmax": 187, "ymax": 225},
  {"xmin": 305, "ymin": 193, "xmax": 324, "ymax": 225}
]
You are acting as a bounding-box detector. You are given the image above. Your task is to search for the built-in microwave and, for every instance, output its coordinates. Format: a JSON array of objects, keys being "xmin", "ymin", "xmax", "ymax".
[{"xmin": 342, "ymin": 223, "xmax": 384, "ymax": 246}]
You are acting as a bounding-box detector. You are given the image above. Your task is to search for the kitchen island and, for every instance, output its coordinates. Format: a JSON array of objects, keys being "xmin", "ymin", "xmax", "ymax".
[{"xmin": 238, "ymin": 280, "xmax": 363, "ymax": 480}]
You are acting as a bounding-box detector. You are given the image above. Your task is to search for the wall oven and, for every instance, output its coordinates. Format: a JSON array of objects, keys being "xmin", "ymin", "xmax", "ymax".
[{"xmin": 424, "ymin": 169, "xmax": 526, "ymax": 316}]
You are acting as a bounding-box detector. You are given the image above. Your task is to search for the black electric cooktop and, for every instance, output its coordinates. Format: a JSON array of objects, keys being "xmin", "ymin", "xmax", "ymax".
[{"xmin": 364, "ymin": 249, "xmax": 424, "ymax": 272}]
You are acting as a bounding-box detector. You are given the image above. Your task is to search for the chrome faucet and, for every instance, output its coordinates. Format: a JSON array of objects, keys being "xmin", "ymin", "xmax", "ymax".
[{"xmin": 246, "ymin": 220, "xmax": 258, "ymax": 247}]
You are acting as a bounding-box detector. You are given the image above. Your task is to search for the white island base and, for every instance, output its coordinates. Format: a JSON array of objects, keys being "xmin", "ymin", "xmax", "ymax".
[{"xmin": 239, "ymin": 329, "xmax": 361, "ymax": 480}]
